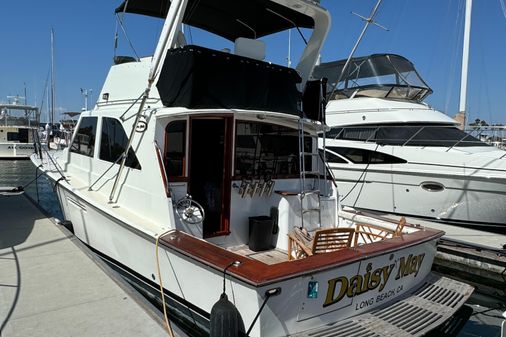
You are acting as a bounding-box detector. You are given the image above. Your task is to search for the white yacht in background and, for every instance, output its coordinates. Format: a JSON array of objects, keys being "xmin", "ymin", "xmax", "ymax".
[
  {"xmin": 32, "ymin": 2, "xmax": 471, "ymax": 336},
  {"xmin": 0, "ymin": 98, "xmax": 39, "ymax": 159},
  {"xmin": 315, "ymin": 54, "xmax": 506, "ymax": 230}
]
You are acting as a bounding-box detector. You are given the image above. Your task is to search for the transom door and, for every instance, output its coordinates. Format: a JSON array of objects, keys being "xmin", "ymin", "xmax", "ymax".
[{"xmin": 189, "ymin": 117, "xmax": 233, "ymax": 237}]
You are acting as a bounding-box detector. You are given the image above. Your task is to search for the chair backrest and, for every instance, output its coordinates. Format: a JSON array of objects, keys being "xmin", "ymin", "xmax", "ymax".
[
  {"xmin": 354, "ymin": 216, "xmax": 406, "ymax": 246},
  {"xmin": 394, "ymin": 216, "xmax": 406, "ymax": 236},
  {"xmin": 234, "ymin": 37, "xmax": 266, "ymax": 61},
  {"xmin": 312, "ymin": 228, "xmax": 354, "ymax": 254}
]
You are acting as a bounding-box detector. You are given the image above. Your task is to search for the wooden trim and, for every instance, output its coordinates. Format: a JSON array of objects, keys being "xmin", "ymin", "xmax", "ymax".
[
  {"xmin": 160, "ymin": 227, "xmax": 443, "ymax": 287},
  {"xmin": 221, "ymin": 117, "xmax": 234, "ymax": 235},
  {"xmin": 154, "ymin": 141, "xmax": 170, "ymax": 197}
]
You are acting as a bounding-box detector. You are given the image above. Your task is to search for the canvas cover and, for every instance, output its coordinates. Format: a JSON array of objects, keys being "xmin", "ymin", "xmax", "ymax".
[
  {"xmin": 115, "ymin": 0, "xmax": 315, "ymax": 41},
  {"xmin": 156, "ymin": 45, "xmax": 302, "ymax": 114}
]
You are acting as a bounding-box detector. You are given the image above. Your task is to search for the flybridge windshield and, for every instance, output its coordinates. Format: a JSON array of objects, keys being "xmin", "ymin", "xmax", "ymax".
[{"xmin": 313, "ymin": 54, "xmax": 433, "ymax": 102}]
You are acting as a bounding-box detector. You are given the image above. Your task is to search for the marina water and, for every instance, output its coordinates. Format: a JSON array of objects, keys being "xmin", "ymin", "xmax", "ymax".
[{"xmin": 0, "ymin": 160, "xmax": 503, "ymax": 337}]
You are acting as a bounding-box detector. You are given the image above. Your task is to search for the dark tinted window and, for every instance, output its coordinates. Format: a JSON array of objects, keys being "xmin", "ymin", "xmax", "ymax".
[
  {"xmin": 7, "ymin": 132, "xmax": 18, "ymax": 141},
  {"xmin": 327, "ymin": 146, "xmax": 406, "ymax": 164},
  {"xmin": 326, "ymin": 126, "xmax": 488, "ymax": 147},
  {"xmin": 18, "ymin": 129, "xmax": 29, "ymax": 143},
  {"xmin": 99, "ymin": 117, "xmax": 141, "ymax": 169},
  {"xmin": 71, "ymin": 117, "xmax": 97, "ymax": 157},
  {"xmin": 326, "ymin": 127, "xmax": 376, "ymax": 141},
  {"xmin": 164, "ymin": 121, "xmax": 186, "ymax": 179},
  {"xmin": 235, "ymin": 121, "xmax": 311, "ymax": 177},
  {"xmin": 319, "ymin": 149, "xmax": 347, "ymax": 163}
]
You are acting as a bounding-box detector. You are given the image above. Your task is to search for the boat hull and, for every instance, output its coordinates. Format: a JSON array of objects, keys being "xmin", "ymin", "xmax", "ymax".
[
  {"xmin": 0, "ymin": 143, "xmax": 35, "ymax": 159},
  {"xmin": 330, "ymin": 162, "xmax": 506, "ymax": 228},
  {"xmin": 48, "ymin": 174, "xmax": 444, "ymax": 336}
]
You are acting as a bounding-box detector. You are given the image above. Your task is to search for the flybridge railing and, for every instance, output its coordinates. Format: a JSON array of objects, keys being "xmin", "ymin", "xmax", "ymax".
[
  {"xmin": 325, "ymin": 124, "xmax": 489, "ymax": 149},
  {"xmin": 0, "ymin": 106, "xmax": 39, "ymax": 127}
]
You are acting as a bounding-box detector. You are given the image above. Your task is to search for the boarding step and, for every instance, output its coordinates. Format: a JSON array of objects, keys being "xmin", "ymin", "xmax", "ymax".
[
  {"xmin": 300, "ymin": 190, "xmax": 320, "ymax": 197},
  {"xmin": 290, "ymin": 273, "xmax": 473, "ymax": 337},
  {"xmin": 302, "ymin": 208, "xmax": 321, "ymax": 214},
  {"xmin": 301, "ymin": 171, "xmax": 321, "ymax": 176}
]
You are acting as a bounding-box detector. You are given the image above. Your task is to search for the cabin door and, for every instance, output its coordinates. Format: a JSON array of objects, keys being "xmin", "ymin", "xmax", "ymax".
[{"xmin": 189, "ymin": 117, "xmax": 232, "ymax": 238}]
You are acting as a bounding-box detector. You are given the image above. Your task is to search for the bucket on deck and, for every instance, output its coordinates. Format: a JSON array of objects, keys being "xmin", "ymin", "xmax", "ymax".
[{"xmin": 248, "ymin": 216, "xmax": 274, "ymax": 252}]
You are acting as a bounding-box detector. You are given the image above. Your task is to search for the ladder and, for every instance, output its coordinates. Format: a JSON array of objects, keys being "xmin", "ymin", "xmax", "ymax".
[{"xmin": 298, "ymin": 118, "xmax": 328, "ymax": 229}]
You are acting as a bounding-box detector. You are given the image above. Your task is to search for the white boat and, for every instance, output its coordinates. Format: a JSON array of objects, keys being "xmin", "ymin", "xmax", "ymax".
[
  {"xmin": 32, "ymin": 1, "xmax": 471, "ymax": 336},
  {"xmin": 315, "ymin": 54, "xmax": 506, "ymax": 230},
  {"xmin": 0, "ymin": 100, "xmax": 39, "ymax": 159}
]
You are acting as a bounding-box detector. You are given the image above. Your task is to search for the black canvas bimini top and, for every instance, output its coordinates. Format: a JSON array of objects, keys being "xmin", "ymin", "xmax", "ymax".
[{"xmin": 115, "ymin": 0, "xmax": 315, "ymax": 41}]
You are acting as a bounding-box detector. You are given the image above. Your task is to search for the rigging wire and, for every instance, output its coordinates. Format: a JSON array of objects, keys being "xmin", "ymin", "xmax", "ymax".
[
  {"xmin": 328, "ymin": 0, "xmax": 386, "ymax": 100},
  {"xmin": 476, "ymin": 36, "xmax": 493, "ymax": 125},
  {"xmin": 384, "ymin": 0, "xmax": 407, "ymax": 51},
  {"xmin": 340, "ymin": 144, "xmax": 380, "ymax": 203},
  {"xmin": 115, "ymin": 13, "xmax": 141, "ymax": 61},
  {"xmin": 444, "ymin": 0, "xmax": 465, "ymax": 115},
  {"xmin": 39, "ymin": 68, "xmax": 50, "ymax": 120},
  {"xmin": 425, "ymin": 0, "xmax": 455, "ymax": 81}
]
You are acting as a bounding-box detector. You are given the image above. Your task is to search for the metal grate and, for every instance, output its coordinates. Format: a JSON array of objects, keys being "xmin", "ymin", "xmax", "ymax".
[{"xmin": 291, "ymin": 274, "xmax": 473, "ymax": 337}]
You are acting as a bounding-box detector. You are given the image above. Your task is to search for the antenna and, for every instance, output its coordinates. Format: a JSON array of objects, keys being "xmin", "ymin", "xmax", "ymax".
[
  {"xmin": 328, "ymin": 0, "xmax": 388, "ymax": 100},
  {"xmin": 80, "ymin": 88, "xmax": 93, "ymax": 111},
  {"xmin": 287, "ymin": 29, "xmax": 292, "ymax": 68}
]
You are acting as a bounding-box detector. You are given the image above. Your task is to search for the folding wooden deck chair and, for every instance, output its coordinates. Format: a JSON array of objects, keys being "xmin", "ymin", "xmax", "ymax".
[
  {"xmin": 287, "ymin": 227, "xmax": 355, "ymax": 261},
  {"xmin": 354, "ymin": 216, "xmax": 406, "ymax": 246}
]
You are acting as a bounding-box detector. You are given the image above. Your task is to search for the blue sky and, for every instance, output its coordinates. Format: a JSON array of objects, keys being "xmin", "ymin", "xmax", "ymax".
[{"xmin": 1, "ymin": 0, "xmax": 505, "ymax": 124}]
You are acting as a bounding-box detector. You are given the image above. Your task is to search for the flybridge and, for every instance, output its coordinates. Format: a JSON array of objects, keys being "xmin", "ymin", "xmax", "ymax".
[
  {"xmin": 0, "ymin": 104, "xmax": 39, "ymax": 127},
  {"xmin": 314, "ymin": 54, "xmax": 433, "ymax": 102},
  {"xmin": 105, "ymin": 0, "xmax": 331, "ymax": 115},
  {"xmin": 115, "ymin": 0, "xmax": 316, "ymax": 41}
]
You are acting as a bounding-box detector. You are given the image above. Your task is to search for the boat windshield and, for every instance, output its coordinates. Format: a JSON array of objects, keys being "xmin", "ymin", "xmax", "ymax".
[
  {"xmin": 0, "ymin": 104, "xmax": 39, "ymax": 128},
  {"xmin": 326, "ymin": 125, "xmax": 489, "ymax": 147},
  {"xmin": 313, "ymin": 54, "xmax": 432, "ymax": 101}
]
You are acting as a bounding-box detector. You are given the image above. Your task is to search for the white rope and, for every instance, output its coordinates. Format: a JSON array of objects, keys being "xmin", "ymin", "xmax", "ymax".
[{"xmin": 155, "ymin": 230, "xmax": 176, "ymax": 337}]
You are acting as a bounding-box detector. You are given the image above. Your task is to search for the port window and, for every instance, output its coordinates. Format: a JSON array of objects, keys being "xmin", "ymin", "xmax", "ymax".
[
  {"xmin": 70, "ymin": 117, "xmax": 98, "ymax": 157},
  {"xmin": 7, "ymin": 132, "xmax": 18, "ymax": 141},
  {"xmin": 234, "ymin": 121, "xmax": 311, "ymax": 178},
  {"xmin": 327, "ymin": 146, "xmax": 406, "ymax": 164},
  {"xmin": 99, "ymin": 117, "xmax": 141, "ymax": 170},
  {"xmin": 319, "ymin": 149, "xmax": 348, "ymax": 164},
  {"xmin": 164, "ymin": 120, "xmax": 187, "ymax": 180}
]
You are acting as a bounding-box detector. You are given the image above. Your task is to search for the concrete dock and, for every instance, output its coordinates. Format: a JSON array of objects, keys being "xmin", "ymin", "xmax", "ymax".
[{"xmin": 0, "ymin": 194, "xmax": 175, "ymax": 337}]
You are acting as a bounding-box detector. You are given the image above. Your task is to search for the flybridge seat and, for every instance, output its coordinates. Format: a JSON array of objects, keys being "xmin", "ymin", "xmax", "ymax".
[
  {"xmin": 156, "ymin": 45, "xmax": 302, "ymax": 114},
  {"xmin": 113, "ymin": 55, "xmax": 138, "ymax": 65},
  {"xmin": 234, "ymin": 37, "xmax": 266, "ymax": 61}
]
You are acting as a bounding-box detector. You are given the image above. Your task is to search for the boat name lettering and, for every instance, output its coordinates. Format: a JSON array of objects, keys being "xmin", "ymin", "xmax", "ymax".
[
  {"xmin": 323, "ymin": 253, "xmax": 425, "ymax": 308},
  {"xmin": 395, "ymin": 253, "xmax": 424, "ymax": 279},
  {"xmin": 6, "ymin": 146, "xmax": 33, "ymax": 150}
]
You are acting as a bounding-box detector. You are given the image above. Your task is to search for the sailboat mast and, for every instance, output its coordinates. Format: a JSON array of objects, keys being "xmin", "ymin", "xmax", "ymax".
[
  {"xmin": 458, "ymin": 0, "xmax": 472, "ymax": 126},
  {"xmin": 50, "ymin": 28, "xmax": 56, "ymax": 126}
]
